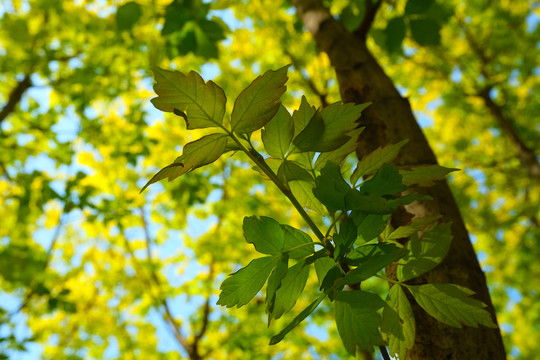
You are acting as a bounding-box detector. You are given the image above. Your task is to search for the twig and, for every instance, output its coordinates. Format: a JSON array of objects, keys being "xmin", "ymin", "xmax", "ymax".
[{"xmin": 0, "ymin": 75, "xmax": 32, "ymax": 126}]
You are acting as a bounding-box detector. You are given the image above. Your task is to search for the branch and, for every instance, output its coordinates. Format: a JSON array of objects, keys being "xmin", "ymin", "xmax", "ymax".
[
  {"xmin": 353, "ymin": 0, "xmax": 383, "ymax": 41},
  {"xmin": 0, "ymin": 75, "xmax": 32, "ymax": 126},
  {"xmin": 478, "ymin": 87, "xmax": 540, "ymax": 179}
]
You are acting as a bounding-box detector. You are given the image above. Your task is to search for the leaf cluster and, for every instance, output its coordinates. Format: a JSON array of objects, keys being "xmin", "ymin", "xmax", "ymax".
[{"xmin": 143, "ymin": 66, "xmax": 496, "ymax": 358}]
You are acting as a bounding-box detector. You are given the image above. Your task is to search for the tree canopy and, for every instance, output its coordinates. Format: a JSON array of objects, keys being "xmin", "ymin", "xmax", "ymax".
[{"xmin": 0, "ymin": 0, "xmax": 538, "ymax": 359}]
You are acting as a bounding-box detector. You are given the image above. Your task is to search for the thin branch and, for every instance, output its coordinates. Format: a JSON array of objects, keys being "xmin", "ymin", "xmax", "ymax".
[
  {"xmin": 477, "ymin": 87, "xmax": 540, "ymax": 179},
  {"xmin": 0, "ymin": 75, "xmax": 32, "ymax": 126},
  {"xmin": 353, "ymin": 0, "xmax": 383, "ymax": 41}
]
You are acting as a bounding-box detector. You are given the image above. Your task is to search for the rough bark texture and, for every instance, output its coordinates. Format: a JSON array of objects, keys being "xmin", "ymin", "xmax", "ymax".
[{"xmin": 291, "ymin": 1, "xmax": 507, "ymax": 359}]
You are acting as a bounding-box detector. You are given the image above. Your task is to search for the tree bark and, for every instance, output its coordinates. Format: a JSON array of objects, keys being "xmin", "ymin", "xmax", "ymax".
[{"xmin": 290, "ymin": 1, "xmax": 506, "ymax": 359}]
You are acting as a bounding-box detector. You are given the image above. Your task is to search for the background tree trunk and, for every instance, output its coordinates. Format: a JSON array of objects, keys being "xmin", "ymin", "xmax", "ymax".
[{"xmin": 291, "ymin": 0, "xmax": 506, "ymax": 358}]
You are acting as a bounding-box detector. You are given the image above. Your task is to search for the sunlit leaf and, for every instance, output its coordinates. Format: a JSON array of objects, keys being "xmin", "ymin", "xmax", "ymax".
[
  {"xmin": 383, "ymin": 285, "xmax": 415, "ymax": 359},
  {"xmin": 243, "ymin": 216, "xmax": 284, "ymax": 255},
  {"xmin": 151, "ymin": 68, "xmax": 227, "ymax": 129},
  {"xmin": 400, "ymin": 165, "xmax": 459, "ymax": 186},
  {"xmin": 218, "ymin": 256, "xmax": 279, "ymax": 308},
  {"xmin": 408, "ymin": 284, "xmax": 497, "ymax": 328},
  {"xmin": 231, "ymin": 65, "xmax": 290, "ymax": 133},
  {"xmin": 141, "ymin": 133, "xmax": 228, "ymax": 191},
  {"xmin": 262, "ymin": 105, "xmax": 294, "ymax": 158}
]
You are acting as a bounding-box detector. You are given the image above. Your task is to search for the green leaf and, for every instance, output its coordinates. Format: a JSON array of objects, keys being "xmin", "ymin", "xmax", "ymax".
[
  {"xmin": 269, "ymin": 295, "xmax": 325, "ymax": 345},
  {"xmin": 408, "ymin": 284, "xmax": 497, "ymax": 328},
  {"xmin": 217, "ymin": 256, "xmax": 279, "ymax": 308},
  {"xmin": 278, "ymin": 160, "xmax": 313, "ymax": 183},
  {"xmin": 313, "ymin": 162, "xmax": 351, "ymax": 212},
  {"xmin": 398, "ymin": 222, "xmax": 453, "ymax": 281},
  {"xmin": 338, "ymin": 244, "xmax": 407, "ymax": 286},
  {"xmin": 320, "ymin": 265, "xmax": 344, "ymax": 295},
  {"xmin": 334, "ymin": 217, "xmax": 357, "ymax": 260},
  {"xmin": 404, "ymin": 0, "xmax": 435, "ymax": 15},
  {"xmin": 313, "ymin": 127, "xmax": 364, "ymax": 171},
  {"xmin": 243, "ymin": 216, "xmax": 284, "ymax": 255},
  {"xmin": 387, "ymin": 215, "xmax": 442, "ymax": 240},
  {"xmin": 314, "ymin": 257, "xmax": 336, "ymax": 286},
  {"xmin": 360, "ymin": 163, "xmax": 407, "ymax": 197},
  {"xmin": 400, "ymin": 165, "xmax": 459, "ymax": 186},
  {"xmin": 281, "ymin": 225, "xmax": 314, "ymax": 259},
  {"xmin": 289, "ymin": 180, "xmax": 326, "ymax": 214},
  {"xmin": 293, "ymin": 102, "xmax": 369, "ymax": 153},
  {"xmin": 292, "ymin": 95, "xmax": 316, "ymax": 138},
  {"xmin": 262, "ymin": 105, "xmax": 294, "ymax": 158},
  {"xmin": 334, "ymin": 291, "xmax": 385, "ymax": 354},
  {"xmin": 345, "ymin": 190, "xmax": 395, "ymax": 214},
  {"xmin": 383, "ymin": 285, "xmax": 415, "ymax": 359},
  {"xmin": 231, "ymin": 65, "xmax": 290, "ymax": 133},
  {"xmin": 384, "ymin": 17, "xmax": 406, "ymax": 53},
  {"xmin": 270, "ymin": 260, "xmax": 310, "ymax": 320},
  {"xmin": 266, "ymin": 254, "xmax": 289, "ymax": 317},
  {"xmin": 351, "ymin": 139, "xmax": 408, "ymax": 185},
  {"xmin": 141, "ymin": 133, "xmax": 228, "ymax": 191},
  {"xmin": 340, "ymin": 5, "xmax": 364, "ymax": 32},
  {"xmin": 410, "ymin": 18, "xmax": 441, "ymax": 46},
  {"xmin": 151, "ymin": 68, "xmax": 227, "ymax": 129},
  {"xmin": 352, "ymin": 212, "xmax": 387, "ymax": 242},
  {"xmin": 116, "ymin": 1, "xmax": 142, "ymax": 31}
]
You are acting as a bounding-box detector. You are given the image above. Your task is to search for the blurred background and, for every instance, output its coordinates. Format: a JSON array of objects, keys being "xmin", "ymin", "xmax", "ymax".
[{"xmin": 0, "ymin": 0, "xmax": 538, "ymax": 359}]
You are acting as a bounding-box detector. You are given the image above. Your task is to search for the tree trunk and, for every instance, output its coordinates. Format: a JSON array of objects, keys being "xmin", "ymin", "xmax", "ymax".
[{"xmin": 291, "ymin": 1, "xmax": 506, "ymax": 358}]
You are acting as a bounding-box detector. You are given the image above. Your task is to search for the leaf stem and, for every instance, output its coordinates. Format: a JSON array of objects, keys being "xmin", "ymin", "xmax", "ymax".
[{"xmin": 225, "ymin": 131, "xmax": 332, "ymax": 253}]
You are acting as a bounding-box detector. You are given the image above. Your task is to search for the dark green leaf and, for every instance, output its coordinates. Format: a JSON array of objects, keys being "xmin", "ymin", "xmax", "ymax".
[
  {"xmin": 270, "ymin": 260, "xmax": 310, "ymax": 320},
  {"xmin": 314, "ymin": 257, "xmax": 336, "ymax": 286},
  {"xmin": 262, "ymin": 105, "xmax": 294, "ymax": 158},
  {"xmin": 293, "ymin": 102, "xmax": 369, "ymax": 153},
  {"xmin": 282, "ymin": 225, "xmax": 314, "ymax": 259},
  {"xmin": 400, "ymin": 165, "xmax": 459, "ymax": 186},
  {"xmin": 360, "ymin": 163, "xmax": 407, "ymax": 197},
  {"xmin": 151, "ymin": 68, "xmax": 227, "ymax": 129},
  {"xmin": 338, "ymin": 244, "xmax": 407, "ymax": 286},
  {"xmin": 243, "ymin": 216, "xmax": 284, "ymax": 255},
  {"xmin": 398, "ymin": 222, "xmax": 452, "ymax": 281},
  {"xmin": 266, "ymin": 254, "xmax": 289, "ymax": 317},
  {"xmin": 410, "ymin": 18, "xmax": 442, "ymax": 46},
  {"xmin": 340, "ymin": 5, "xmax": 364, "ymax": 32},
  {"xmin": 292, "ymin": 96, "xmax": 316, "ymax": 138},
  {"xmin": 270, "ymin": 295, "xmax": 325, "ymax": 345},
  {"xmin": 404, "ymin": 0, "xmax": 435, "ymax": 15},
  {"xmin": 334, "ymin": 291, "xmax": 385, "ymax": 354},
  {"xmin": 320, "ymin": 265, "xmax": 344, "ymax": 295},
  {"xmin": 334, "ymin": 217, "xmax": 358, "ymax": 260},
  {"xmin": 351, "ymin": 212, "xmax": 388, "ymax": 242},
  {"xmin": 351, "ymin": 139, "xmax": 408, "ymax": 185},
  {"xmin": 345, "ymin": 190, "xmax": 394, "ymax": 214},
  {"xmin": 314, "ymin": 127, "xmax": 364, "ymax": 171},
  {"xmin": 231, "ymin": 65, "xmax": 290, "ymax": 133},
  {"xmin": 217, "ymin": 256, "xmax": 279, "ymax": 308},
  {"xmin": 384, "ymin": 17, "xmax": 406, "ymax": 53},
  {"xmin": 383, "ymin": 285, "xmax": 415, "ymax": 359},
  {"xmin": 313, "ymin": 161, "xmax": 351, "ymax": 212},
  {"xmin": 408, "ymin": 284, "xmax": 497, "ymax": 328},
  {"xmin": 116, "ymin": 2, "xmax": 142, "ymax": 31},
  {"xmin": 141, "ymin": 133, "xmax": 228, "ymax": 191},
  {"xmin": 278, "ymin": 160, "xmax": 313, "ymax": 183}
]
